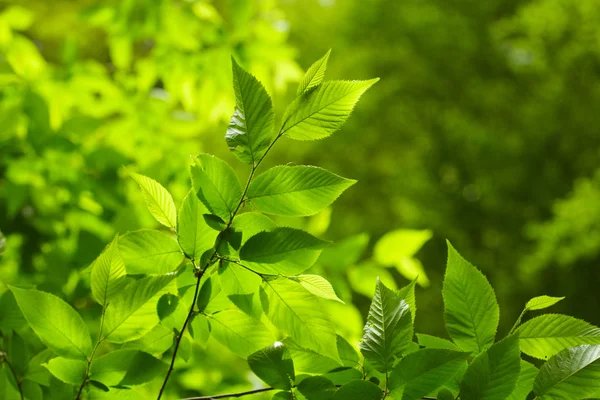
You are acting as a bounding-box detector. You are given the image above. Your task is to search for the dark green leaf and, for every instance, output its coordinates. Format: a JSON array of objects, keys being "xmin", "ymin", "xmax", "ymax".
[{"xmin": 248, "ymin": 343, "xmax": 295, "ymax": 390}]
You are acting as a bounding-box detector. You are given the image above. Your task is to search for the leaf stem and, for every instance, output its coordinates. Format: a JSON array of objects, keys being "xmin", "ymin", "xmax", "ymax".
[
  {"xmin": 181, "ymin": 387, "xmax": 276, "ymax": 399},
  {"xmin": 0, "ymin": 351, "xmax": 24, "ymax": 400},
  {"xmin": 76, "ymin": 306, "xmax": 107, "ymax": 399},
  {"xmin": 508, "ymin": 308, "xmax": 527, "ymax": 336}
]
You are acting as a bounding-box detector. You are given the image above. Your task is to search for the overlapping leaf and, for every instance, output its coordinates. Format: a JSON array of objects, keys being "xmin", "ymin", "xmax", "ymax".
[
  {"xmin": 208, "ymin": 309, "xmax": 275, "ymax": 358},
  {"xmin": 248, "ymin": 343, "xmax": 295, "ymax": 390},
  {"xmin": 508, "ymin": 361, "xmax": 538, "ymax": 400},
  {"xmin": 177, "ymin": 190, "xmax": 220, "ymax": 261},
  {"xmin": 118, "ymin": 230, "xmax": 183, "ymax": 275},
  {"xmin": 130, "ymin": 172, "xmax": 177, "ymax": 229},
  {"xmin": 90, "ymin": 236, "xmax": 127, "ymax": 307},
  {"xmin": 297, "ymin": 49, "xmax": 331, "ymax": 95}
]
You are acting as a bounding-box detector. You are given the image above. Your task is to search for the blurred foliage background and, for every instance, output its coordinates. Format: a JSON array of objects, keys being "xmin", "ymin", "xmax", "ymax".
[{"xmin": 1, "ymin": 0, "xmax": 600, "ymax": 398}]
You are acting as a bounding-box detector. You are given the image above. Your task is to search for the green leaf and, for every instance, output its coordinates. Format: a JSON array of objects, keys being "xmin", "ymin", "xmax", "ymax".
[
  {"xmin": 375, "ymin": 229, "xmax": 432, "ymax": 262},
  {"xmin": 331, "ymin": 380, "xmax": 382, "ymax": 400},
  {"xmin": 232, "ymin": 212, "xmax": 277, "ymax": 245},
  {"xmin": 283, "ymin": 337, "xmax": 341, "ymax": 374},
  {"xmin": 261, "ymin": 279, "xmax": 339, "ymax": 361},
  {"xmin": 533, "ymin": 344, "xmax": 600, "ymax": 400},
  {"xmin": 10, "ymin": 286, "xmax": 92, "ymax": 360},
  {"xmin": 508, "ymin": 361, "xmax": 537, "ymax": 400},
  {"xmin": 219, "ymin": 261, "xmax": 261, "ymax": 296},
  {"xmin": 248, "ymin": 343, "xmax": 295, "ymax": 390},
  {"xmin": 196, "ymin": 277, "xmax": 213, "ymax": 313},
  {"xmin": 43, "ymin": 358, "xmax": 86, "ymax": 385},
  {"xmin": 360, "ymin": 278, "xmax": 413, "ymax": 373},
  {"xmin": 102, "ymin": 274, "xmax": 177, "ymax": 343},
  {"xmin": 122, "ymin": 325, "xmax": 174, "ymax": 357},
  {"xmin": 437, "ymin": 389, "xmax": 454, "ymax": 400},
  {"xmin": 460, "ymin": 334, "xmax": 521, "ymax": 400},
  {"xmin": 247, "ymin": 166, "xmax": 356, "ymax": 217},
  {"xmin": 389, "ymin": 348, "xmax": 469, "ymax": 400},
  {"xmin": 118, "ymin": 230, "xmax": 183, "ymax": 275},
  {"xmin": 293, "ymin": 275, "xmax": 343, "ymax": 303},
  {"xmin": 227, "ymin": 57, "xmax": 275, "ymax": 165},
  {"xmin": 240, "ymin": 227, "xmax": 329, "ymax": 275},
  {"xmin": 90, "ymin": 236, "xmax": 127, "ymax": 307},
  {"xmin": 91, "ymin": 349, "xmax": 167, "ymax": 386},
  {"xmin": 297, "ymin": 375, "xmax": 337, "ymax": 400},
  {"xmin": 189, "ymin": 314, "xmax": 211, "ymax": 348},
  {"xmin": 130, "ymin": 172, "xmax": 177, "ymax": 229},
  {"xmin": 525, "ymin": 296, "xmax": 565, "ymax": 311},
  {"xmin": 517, "ymin": 314, "xmax": 600, "ymax": 360},
  {"xmin": 416, "ymin": 334, "xmax": 461, "ymax": 351},
  {"xmin": 281, "ymin": 79, "xmax": 379, "ymax": 141},
  {"xmin": 190, "ymin": 154, "xmax": 243, "ymax": 220},
  {"xmin": 348, "ymin": 262, "xmax": 396, "ymax": 297},
  {"xmin": 443, "ymin": 241, "xmax": 499, "ymax": 353},
  {"xmin": 317, "ymin": 233, "xmax": 369, "ymax": 270},
  {"xmin": 177, "ymin": 190, "xmax": 220, "ymax": 261},
  {"xmin": 207, "ymin": 309, "xmax": 275, "ymax": 358},
  {"xmin": 397, "ymin": 278, "xmax": 418, "ymax": 324},
  {"xmin": 297, "ymin": 49, "xmax": 331, "ymax": 96}
]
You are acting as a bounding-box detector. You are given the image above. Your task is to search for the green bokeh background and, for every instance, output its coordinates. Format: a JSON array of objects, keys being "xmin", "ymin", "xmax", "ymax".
[{"xmin": 1, "ymin": 0, "xmax": 599, "ymax": 398}]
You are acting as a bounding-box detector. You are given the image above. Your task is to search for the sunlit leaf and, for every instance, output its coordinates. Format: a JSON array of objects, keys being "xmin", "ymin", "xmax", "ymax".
[
  {"xmin": 297, "ymin": 49, "xmax": 331, "ymax": 95},
  {"xmin": 90, "ymin": 236, "xmax": 127, "ymax": 307},
  {"xmin": 43, "ymin": 358, "xmax": 86, "ymax": 385},
  {"xmin": 130, "ymin": 172, "xmax": 177, "ymax": 229},
  {"xmin": 177, "ymin": 190, "xmax": 220, "ymax": 261},
  {"xmin": 119, "ymin": 230, "xmax": 183, "ymax": 275},
  {"xmin": 248, "ymin": 343, "xmax": 295, "ymax": 390}
]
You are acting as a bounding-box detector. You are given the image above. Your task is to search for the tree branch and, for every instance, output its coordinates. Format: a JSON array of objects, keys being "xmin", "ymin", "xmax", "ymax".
[{"xmin": 182, "ymin": 387, "xmax": 276, "ymax": 399}]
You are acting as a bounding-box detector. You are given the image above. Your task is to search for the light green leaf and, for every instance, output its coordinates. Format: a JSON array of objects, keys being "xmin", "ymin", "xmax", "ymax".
[
  {"xmin": 240, "ymin": 227, "xmax": 329, "ymax": 275},
  {"xmin": 460, "ymin": 334, "xmax": 521, "ymax": 400},
  {"xmin": 190, "ymin": 154, "xmax": 243, "ymax": 220},
  {"xmin": 122, "ymin": 325, "xmax": 174, "ymax": 357},
  {"xmin": 248, "ymin": 343, "xmax": 295, "ymax": 390},
  {"xmin": 525, "ymin": 296, "xmax": 565, "ymax": 311},
  {"xmin": 130, "ymin": 172, "xmax": 177, "ymax": 229},
  {"xmin": 283, "ymin": 337, "xmax": 341, "ymax": 374},
  {"xmin": 317, "ymin": 233, "xmax": 369, "ymax": 270},
  {"xmin": 360, "ymin": 278, "xmax": 413, "ymax": 373},
  {"xmin": 227, "ymin": 57, "xmax": 275, "ymax": 165},
  {"xmin": 219, "ymin": 261, "xmax": 261, "ymax": 296},
  {"xmin": 348, "ymin": 262, "xmax": 396, "ymax": 297},
  {"xmin": 281, "ymin": 79, "xmax": 379, "ymax": 141},
  {"xmin": 517, "ymin": 314, "xmax": 600, "ymax": 360},
  {"xmin": 207, "ymin": 310, "xmax": 275, "ymax": 358},
  {"xmin": 90, "ymin": 236, "xmax": 127, "ymax": 307},
  {"xmin": 293, "ymin": 275, "xmax": 343, "ymax": 303},
  {"xmin": 389, "ymin": 348, "xmax": 469, "ymax": 400},
  {"xmin": 10, "ymin": 286, "xmax": 92, "ymax": 360},
  {"xmin": 91, "ymin": 349, "xmax": 167, "ymax": 386},
  {"xmin": 43, "ymin": 358, "xmax": 86, "ymax": 385},
  {"xmin": 397, "ymin": 278, "xmax": 418, "ymax": 324},
  {"xmin": 247, "ymin": 165, "xmax": 356, "ymax": 217},
  {"xmin": 261, "ymin": 279, "xmax": 338, "ymax": 361},
  {"xmin": 375, "ymin": 229, "xmax": 432, "ymax": 262},
  {"xmin": 118, "ymin": 230, "xmax": 183, "ymax": 275},
  {"xmin": 232, "ymin": 212, "xmax": 276, "ymax": 242},
  {"xmin": 443, "ymin": 241, "xmax": 499, "ymax": 353},
  {"xmin": 331, "ymin": 380, "xmax": 382, "ymax": 400},
  {"xmin": 177, "ymin": 190, "xmax": 220, "ymax": 261},
  {"xmin": 533, "ymin": 344, "xmax": 600, "ymax": 400},
  {"xmin": 189, "ymin": 314, "xmax": 211, "ymax": 348},
  {"xmin": 297, "ymin": 49, "xmax": 331, "ymax": 96},
  {"xmin": 508, "ymin": 361, "xmax": 537, "ymax": 400},
  {"xmin": 297, "ymin": 375, "xmax": 337, "ymax": 400},
  {"xmin": 394, "ymin": 257, "xmax": 429, "ymax": 288},
  {"xmin": 416, "ymin": 334, "xmax": 461, "ymax": 351},
  {"xmin": 103, "ymin": 274, "xmax": 177, "ymax": 343}
]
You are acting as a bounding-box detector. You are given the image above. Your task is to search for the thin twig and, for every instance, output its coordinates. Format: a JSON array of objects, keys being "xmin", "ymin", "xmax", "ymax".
[
  {"xmin": 76, "ymin": 304, "xmax": 107, "ymax": 399},
  {"xmin": 182, "ymin": 387, "xmax": 276, "ymax": 399}
]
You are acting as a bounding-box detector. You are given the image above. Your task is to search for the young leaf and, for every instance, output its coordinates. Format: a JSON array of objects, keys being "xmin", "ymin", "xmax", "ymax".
[
  {"xmin": 281, "ymin": 79, "xmax": 379, "ymax": 141},
  {"xmin": 261, "ymin": 279, "xmax": 339, "ymax": 361},
  {"xmin": 517, "ymin": 314, "xmax": 600, "ymax": 359},
  {"xmin": 227, "ymin": 57, "xmax": 275, "ymax": 165},
  {"xmin": 416, "ymin": 334, "xmax": 461, "ymax": 351},
  {"xmin": 297, "ymin": 49, "xmax": 331, "ymax": 95},
  {"xmin": 360, "ymin": 278, "xmax": 413, "ymax": 373},
  {"xmin": 118, "ymin": 230, "xmax": 183, "ymax": 275},
  {"xmin": 91, "ymin": 349, "xmax": 167, "ymax": 386},
  {"xmin": 232, "ymin": 212, "xmax": 277, "ymax": 245},
  {"xmin": 508, "ymin": 360, "xmax": 538, "ymax": 400},
  {"xmin": 460, "ymin": 334, "xmax": 521, "ymax": 400},
  {"xmin": 207, "ymin": 309, "xmax": 275, "ymax": 358},
  {"xmin": 248, "ymin": 343, "xmax": 295, "ymax": 390},
  {"xmin": 389, "ymin": 348, "xmax": 470, "ymax": 400},
  {"xmin": 293, "ymin": 275, "xmax": 343, "ymax": 303},
  {"xmin": 525, "ymin": 295, "xmax": 565, "ymax": 311},
  {"xmin": 190, "ymin": 154, "xmax": 243, "ymax": 220},
  {"xmin": 246, "ymin": 165, "xmax": 356, "ymax": 217},
  {"xmin": 102, "ymin": 274, "xmax": 177, "ymax": 343},
  {"xmin": 533, "ymin": 344, "xmax": 600, "ymax": 399},
  {"xmin": 10, "ymin": 286, "xmax": 92, "ymax": 360},
  {"xmin": 443, "ymin": 241, "xmax": 499, "ymax": 353},
  {"xmin": 397, "ymin": 277, "xmax": 418, "ymax": 324},
  {"xmin": 177, "ymin": 190, "xmax": 220, "ymax": 261},
  {"xmin": 90, "ymin": 236, "xmax": 127, "ymax": 307},
  {"xmin": 130, "ymin": 172, "xmax": 177, "ymax": 229},
  {"xmin": 331, "ymin": 380, "xmax": 382, "ymax": 400},
  {"xmin": 43, "ymin": 358, "xmax": 87, "ymax": 385},
  {"xmin": 297, "ymin": 375, "xmax": 337, "ymax": 400},
  {"xmin": 239, "ymin": 227, "xmax": 329, "ymax": 275}
]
